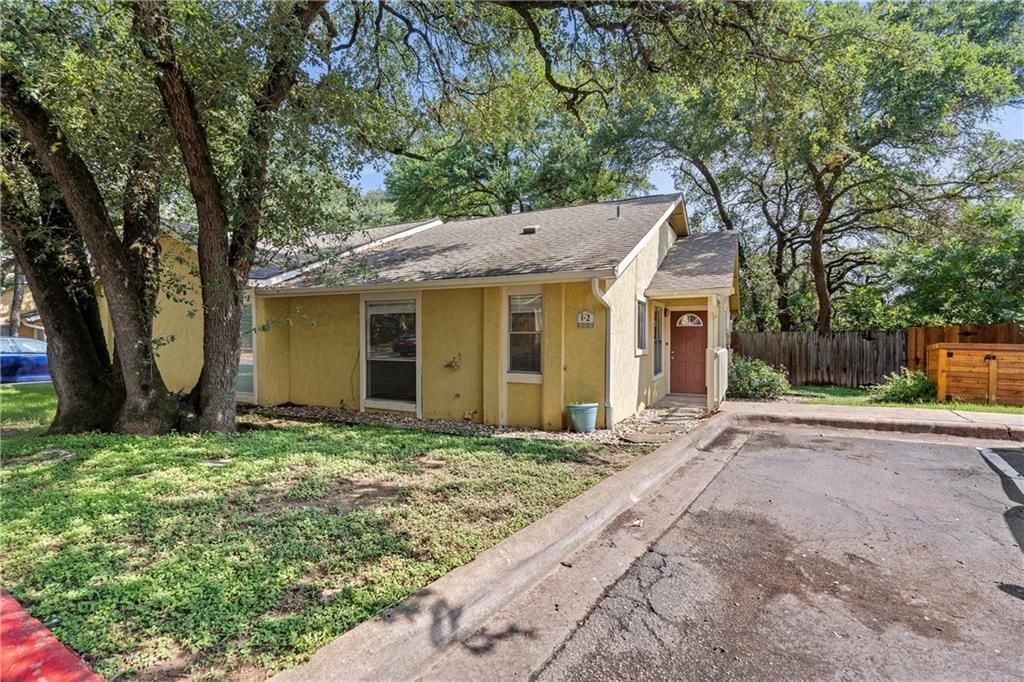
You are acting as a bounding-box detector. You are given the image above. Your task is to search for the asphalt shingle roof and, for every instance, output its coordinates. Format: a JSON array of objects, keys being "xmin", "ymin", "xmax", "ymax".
[
  {"xmin": 279, "ymin": 194, "xmax": 682, "ymax": 289},
  {"xmin": 248, "ymin": 219, "xmax": 437, "ymax": 281},
  {"xmin": 646, "ymin": 231, "xmax": 738, "ymax": 294}
]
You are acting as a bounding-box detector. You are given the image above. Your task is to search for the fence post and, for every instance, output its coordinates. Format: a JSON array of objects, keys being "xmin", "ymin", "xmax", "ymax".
[
  {"xmin": 936, "ymin": 349, "xmax": 949, "ymax": 402},
  {"xmin": 987, "ymin": 356, "xmax": 998, "ymax": 404}
]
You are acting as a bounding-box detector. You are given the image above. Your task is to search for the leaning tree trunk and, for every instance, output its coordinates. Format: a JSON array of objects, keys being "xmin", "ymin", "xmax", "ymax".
[
  {"xmin": 1, "ymin": 159, "xmax": 124, "ymax": 433},
  {"xmin": 133, "ymin": 0, "xmax": 325, "ymax": 432},
  {"xmin": 2, "ymin": 72, "xmax": 176, "ymax": 434},
  {"xmin": 8, "ymin": 262, "xmax": 24, "ymax": 335},
  {"xmin": 809, "ymin": 221, "xmax": 832, "ymax": 333}
]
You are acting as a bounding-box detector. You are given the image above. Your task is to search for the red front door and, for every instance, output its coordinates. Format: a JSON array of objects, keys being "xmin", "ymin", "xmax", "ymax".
[{"xmin": 670, "ymin": 311, "xmax": 707, "ymax": 394}]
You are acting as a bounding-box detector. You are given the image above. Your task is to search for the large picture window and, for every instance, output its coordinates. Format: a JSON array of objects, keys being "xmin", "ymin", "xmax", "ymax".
[
  {"xmin": 366, "ymin": 300, "xmax": 417, "ymax": 403},
  {"xmin": 653, "ymin": 306, "xmax": 664, "ymax": 376},
  {"xmin": 508, "ymin": 293, "xmax": 542, "ymax": 374}
]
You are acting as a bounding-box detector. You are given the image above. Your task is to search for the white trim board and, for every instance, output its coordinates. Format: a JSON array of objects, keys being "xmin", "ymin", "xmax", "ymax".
[
  {"xmin": 258, "ymin": 268, "xmax": 615, "ymax": 298},
  {"xmin": 613, "ymin": 196, "xmax": 684, "ymax": 278}
]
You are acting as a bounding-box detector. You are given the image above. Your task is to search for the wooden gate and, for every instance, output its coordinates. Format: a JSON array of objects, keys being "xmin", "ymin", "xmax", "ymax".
[{"xmin": 926, "ymin": 343, "xmax": 1024, "ymax": 406}]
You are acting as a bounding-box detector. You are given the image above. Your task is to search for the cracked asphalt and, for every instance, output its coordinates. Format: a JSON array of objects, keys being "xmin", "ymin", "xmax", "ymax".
[{"xmin": 539, "ymin": 428, "xmax": 1024, "ymax": 681}]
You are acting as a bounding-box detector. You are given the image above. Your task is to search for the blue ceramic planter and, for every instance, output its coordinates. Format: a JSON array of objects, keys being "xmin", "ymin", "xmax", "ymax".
[{"xmin": 566, "ymin": 403, "xmax": 598, "ymax": 433}]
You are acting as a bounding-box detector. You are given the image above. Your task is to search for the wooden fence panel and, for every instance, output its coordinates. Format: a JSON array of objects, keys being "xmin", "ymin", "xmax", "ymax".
[
  {"xmin": 731, "ymin": 331, "xmax": 906, "ymax": 387},
  {"xmin": 906, "ymin": 323, "xmax": 1024, "ymax": 372}
]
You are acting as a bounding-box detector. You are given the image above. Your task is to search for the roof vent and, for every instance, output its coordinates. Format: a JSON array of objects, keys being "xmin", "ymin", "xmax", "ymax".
[
  {"xmin": 521, "ymin": 225, "xmax": 540, "ymax": 235},
  {"xmin": 615, "ymin": 205, "xmax": 622, "ymax": 219}
]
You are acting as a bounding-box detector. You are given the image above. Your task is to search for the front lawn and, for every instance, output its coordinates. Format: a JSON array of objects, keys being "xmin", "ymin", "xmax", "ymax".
[
  {"xmin": 0, "ymin": 388, "xmax": 646, "ymax": 679},
  {"xmin": 787, "ymin": 384, "xmax": 1024, "ymax": 414},
  {"xmin": 1, "ymin": 382, "xmax": 58, "ymax": 432}
]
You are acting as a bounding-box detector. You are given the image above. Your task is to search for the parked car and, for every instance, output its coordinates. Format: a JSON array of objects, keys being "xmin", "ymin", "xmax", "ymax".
[
  {"xmin": 0, "ymin": 336, "xmax": 50, "ymax": 383},
  {"xmin": 392, "ymin": 335, "xmax": 416, "ymax": 357}
]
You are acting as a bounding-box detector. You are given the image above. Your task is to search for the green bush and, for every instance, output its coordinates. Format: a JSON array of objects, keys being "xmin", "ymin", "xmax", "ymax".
[
  {"xmin": 869, "ymin": 368, "xmax": 936, "ymax": 403},
  {"xmin": 727, "ymin": 355, "xmax": 791, "ymax": 400}
]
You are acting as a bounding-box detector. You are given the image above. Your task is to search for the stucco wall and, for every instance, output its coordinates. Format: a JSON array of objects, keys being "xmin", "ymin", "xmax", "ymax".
[
  {"xmin": 285, "ymin": 294, "xmax": 361, "ymax": 409},
  {"xmin": 603, "ymin": 219, "xmax": 679, "ymax": 422},
  {"xmin": 422, "ymin": 288, "xmax": 484, "ymax": 422},
  {"xmin": 153, "ymin": 235, "xmax": 204, "ymax": 392},
  {"xmin": 255, "ymin": 296, "xmax": 291, "ymax": 406},
  {"xmin": 562, "ymin": 281, "xmax": 607, "ymax": 425},
  {"xmin": 98, "ymin": 233, "xmax": 204, "ymax": 393},
  {"xmin": 506, "ymin": 382, "xmax": 542, "ymax": 427}
]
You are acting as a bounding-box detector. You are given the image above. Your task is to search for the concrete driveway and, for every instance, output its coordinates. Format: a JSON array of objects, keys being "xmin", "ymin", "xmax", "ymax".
[{"xmin": 540, "ymin": 428, "xmax": 1024, "ymax": 681}]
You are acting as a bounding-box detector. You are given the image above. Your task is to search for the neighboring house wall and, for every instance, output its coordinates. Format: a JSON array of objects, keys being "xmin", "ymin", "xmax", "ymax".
[{"xmin": 98, "ymin": 233, "xmax": 204, "ymax": 393}]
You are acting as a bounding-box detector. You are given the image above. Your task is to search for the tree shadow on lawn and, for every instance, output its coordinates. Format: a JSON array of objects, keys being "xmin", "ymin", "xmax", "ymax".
[{"xmin": 0, "ymin": 421, "xmax": 617, "ymax": 678}]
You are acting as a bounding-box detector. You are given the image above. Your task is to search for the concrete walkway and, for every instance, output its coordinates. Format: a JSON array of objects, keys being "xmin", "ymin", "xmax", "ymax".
[
  {"xmin": 722, "ymin": 400, "xmax": 1023, "ymax": 441},
  {"xmin": 620, "ymin": 394, "xmax": 706, "ymax": 444}
]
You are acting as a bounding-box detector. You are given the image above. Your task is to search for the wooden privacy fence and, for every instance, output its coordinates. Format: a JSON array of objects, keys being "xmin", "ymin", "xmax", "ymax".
[
  {"xmin": 907, "ymin": 323, "xmax": 1024, "ymax": 373},
  {"xmin": 927, "ymin": 343, "xmax": 1024, "ymax": 406},
  {"xmin": 732, "ymin": 331, "xmax": 905, "ymax": 387}
]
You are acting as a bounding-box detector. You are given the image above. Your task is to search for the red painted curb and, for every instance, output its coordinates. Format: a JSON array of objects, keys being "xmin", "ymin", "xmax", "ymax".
[{"xmin": 1, "ymin": 589, "xmax": 101, "ymax": 682}]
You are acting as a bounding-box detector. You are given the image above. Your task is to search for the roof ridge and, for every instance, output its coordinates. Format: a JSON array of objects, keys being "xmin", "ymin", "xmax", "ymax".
[{"xmin": 435, "ymin": 193, "xmax": 683, "ymax": 227}]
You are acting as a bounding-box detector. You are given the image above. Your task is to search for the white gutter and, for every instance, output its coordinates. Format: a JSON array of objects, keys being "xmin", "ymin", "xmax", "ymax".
[
  {"xmin": 256, "ymin": 268, "xmax": 617, "ymax": 297},
  {"xmin": 644, "ymin": 286, "xmax": 734, "ymax": 298},
  {"xmin": 591, "ymin": 277, "xmax": 614, "ymax": 429}
]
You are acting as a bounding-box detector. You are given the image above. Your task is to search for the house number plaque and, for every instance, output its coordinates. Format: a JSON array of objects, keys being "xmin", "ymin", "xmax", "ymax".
[{"xmin": 577, "ymin": 310, "xmax": 595, "ymax": 328}]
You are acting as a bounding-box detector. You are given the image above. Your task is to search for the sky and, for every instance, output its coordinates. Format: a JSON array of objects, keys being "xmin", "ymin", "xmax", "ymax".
[{"xmin": 358, "ymin": 106, "xmax": 1024, "ymax": 196}]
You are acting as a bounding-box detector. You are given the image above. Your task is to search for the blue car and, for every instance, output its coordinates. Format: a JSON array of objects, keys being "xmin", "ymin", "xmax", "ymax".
[{"xmin": 0, "ymin": 336, "xmax": 50, "ymax": 383}]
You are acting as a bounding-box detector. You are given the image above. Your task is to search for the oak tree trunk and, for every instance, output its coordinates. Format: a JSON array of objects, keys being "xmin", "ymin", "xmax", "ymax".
[
  {"xmin": 809, "ymin": 222, "xmax": 832, "ymax": 332},
  {"xmin": 3, "ymin": 72, "xmax": 176, "ymax": 433},
  {"xmin": 0, "ymin": 153, "xmax": 123, "ymax": 433}
]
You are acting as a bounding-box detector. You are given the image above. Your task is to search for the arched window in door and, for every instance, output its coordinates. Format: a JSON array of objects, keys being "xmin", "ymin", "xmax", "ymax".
[{"xmin": 676, "ymin": 313, "xmax": 703, "ymax": 327}]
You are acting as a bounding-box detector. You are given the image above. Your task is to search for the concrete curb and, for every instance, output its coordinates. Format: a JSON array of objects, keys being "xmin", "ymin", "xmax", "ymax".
[
  {"xmin": 1, "ymin": 588, "xmax": 101, "ymax": 682},
  {"xmin": 733, "ymin": 412, "xmax": 1023, "ymax": 442},
  {"xmin": 273, "ymin": 417, "xmax": 734, "ymax": 682}
]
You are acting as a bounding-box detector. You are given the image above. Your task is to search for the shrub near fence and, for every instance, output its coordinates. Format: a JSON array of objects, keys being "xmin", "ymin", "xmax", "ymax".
[{"xmin": 732, "ymin": 331, "xmax": 906, "ymax": 388}]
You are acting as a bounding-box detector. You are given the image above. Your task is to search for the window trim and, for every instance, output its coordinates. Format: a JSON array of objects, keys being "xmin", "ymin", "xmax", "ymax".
[
  {"xmin": 359, "ymin": 290, "xmax": 422, "ymax": 417},
  {"xmin": 652, "ymin": 305, "xmax": 665, "ymax": 378},
  {"xmin": 636, "ymin": 297, "xmax": 648, "ymax": 356},
  {"xmin": 507, "ymin": 291, "xmax": 543, "ymax": 376}
]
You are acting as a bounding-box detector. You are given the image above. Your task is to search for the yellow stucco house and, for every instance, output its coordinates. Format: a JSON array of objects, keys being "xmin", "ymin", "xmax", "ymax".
[{"xmin": 133, "ymin": 193, "xmax": 739, "ymax": 430}]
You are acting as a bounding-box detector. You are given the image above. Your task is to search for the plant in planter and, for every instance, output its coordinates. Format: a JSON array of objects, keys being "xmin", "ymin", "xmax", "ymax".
[{"xmin": 566, "ymin": 401, "xmax": 599, "ymax": 433}]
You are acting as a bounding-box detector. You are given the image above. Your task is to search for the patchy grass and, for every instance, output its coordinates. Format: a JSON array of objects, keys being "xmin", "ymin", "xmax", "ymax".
[
  {"xmin": 787, "ymin": 384, "xmax": 1024, "ymax": 414},
  {"xmin": 0, "ymin": 394, "xmax": 647, "ymax": 679},
  {"xmin": 1, "ymin": 382, "xmax": 58, "ymax": 432}
]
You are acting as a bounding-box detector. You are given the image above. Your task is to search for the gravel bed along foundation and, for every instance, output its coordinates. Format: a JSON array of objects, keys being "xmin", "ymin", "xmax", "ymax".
[{"xmin": 241, "ymin": 402, "xmax": 704, "ymax": 444}]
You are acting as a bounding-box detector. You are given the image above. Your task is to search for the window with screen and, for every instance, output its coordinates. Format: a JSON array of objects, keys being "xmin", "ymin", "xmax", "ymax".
[{"xmin": 508, "ymin": 294, "xmax": 542, "ymax": 373}]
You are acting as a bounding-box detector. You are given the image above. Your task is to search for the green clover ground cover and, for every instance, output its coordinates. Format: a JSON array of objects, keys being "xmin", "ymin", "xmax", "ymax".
[{"xmin": 1, "ymin": 386, "xmax": 642, "ymax": 679}]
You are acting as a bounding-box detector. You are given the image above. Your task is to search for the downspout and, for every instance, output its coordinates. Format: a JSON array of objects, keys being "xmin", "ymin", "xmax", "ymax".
[{"xmin": 591, "ymin": 277, "xmax": 614, "ymax": 428}]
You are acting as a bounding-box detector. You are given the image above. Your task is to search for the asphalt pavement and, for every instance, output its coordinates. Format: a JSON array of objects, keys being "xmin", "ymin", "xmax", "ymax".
[{"xmin": 539, "ymin": 428, "xmax": 1024, "ymax": 681}]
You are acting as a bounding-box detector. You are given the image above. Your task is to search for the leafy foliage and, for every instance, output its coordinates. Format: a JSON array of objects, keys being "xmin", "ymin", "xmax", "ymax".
[
  {"xmin": 727, "ymin": 355, "xmax": 791, "ymax": 400},
  {"xmin": 885, "ymin": 201, "xmax": 1024, "ymax": 325},
  {"xmin": 870, "ymin": 369, "xmax": 937, "ymax": 404}
]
